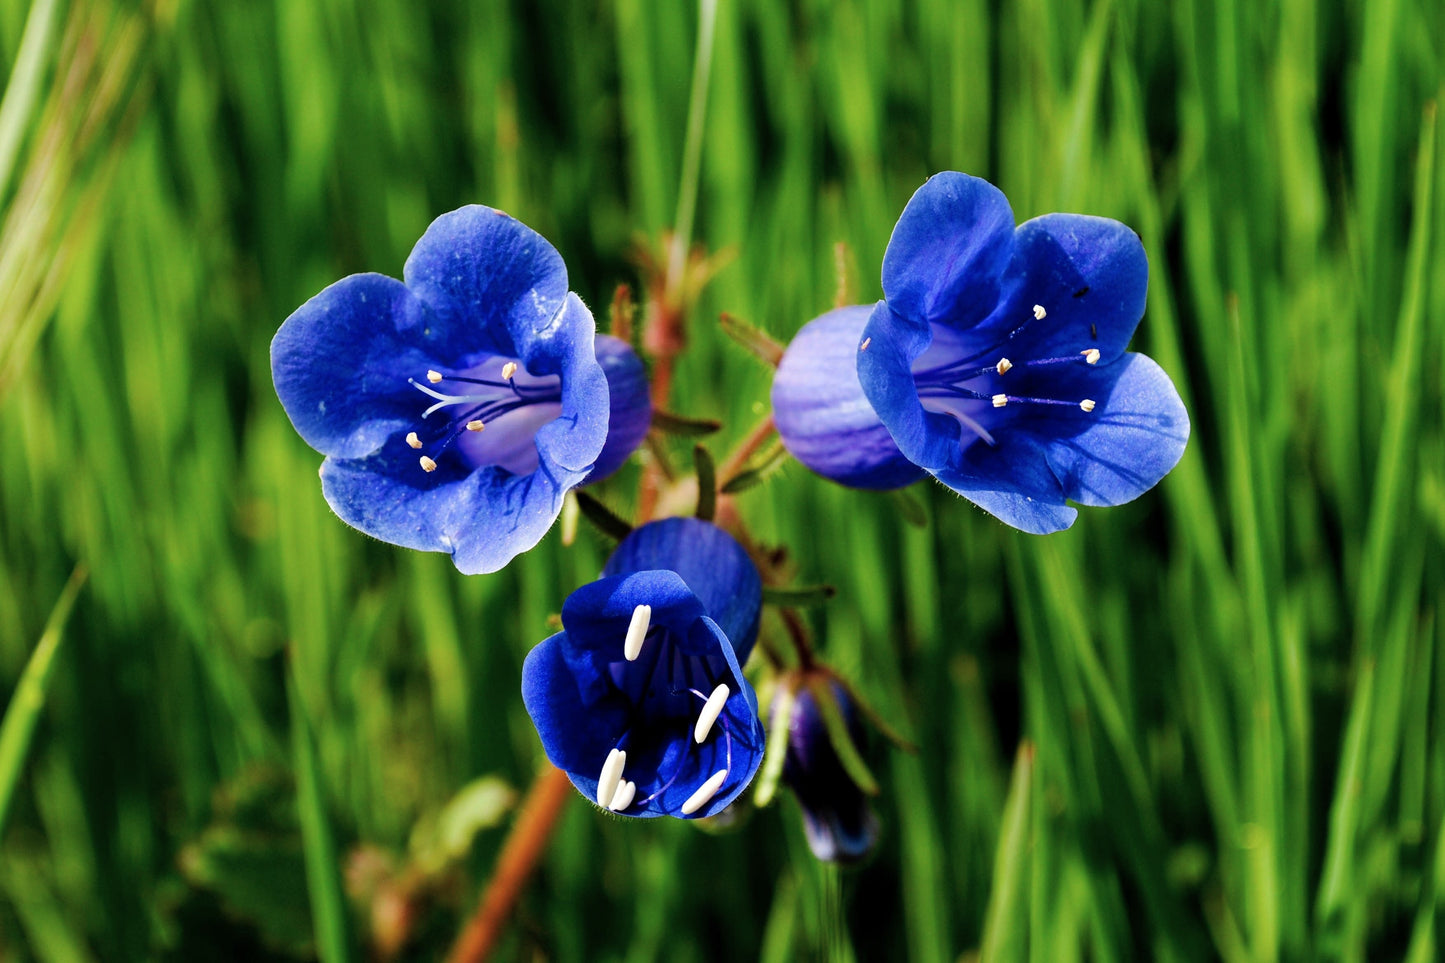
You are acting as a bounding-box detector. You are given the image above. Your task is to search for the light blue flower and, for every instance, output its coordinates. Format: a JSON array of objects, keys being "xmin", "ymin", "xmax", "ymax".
[{"xmin": 271, "ymin": 206, "xmax": 650, "ymax": 574}]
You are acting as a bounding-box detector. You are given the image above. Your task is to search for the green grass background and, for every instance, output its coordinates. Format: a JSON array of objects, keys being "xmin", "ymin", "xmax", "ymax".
[{"xmin": 1, "ymin": 0, "xmax": 1443, "ymax": 959}]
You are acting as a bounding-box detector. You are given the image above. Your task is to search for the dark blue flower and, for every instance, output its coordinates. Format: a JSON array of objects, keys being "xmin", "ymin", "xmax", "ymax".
[
  {"xmin": 521, "ymin": 518, "xmax": 764, "ymax": 819},
  {"xmin": 271, "ymin": 206, "xmax": 651, "ymax": 574},
  {"xmin": 776, "ymin": 677, "xmax": 879, "ymax": 864},
  {"xmin": 773, "ymin": 172, "xmax": 1189, "ymax": 533}
]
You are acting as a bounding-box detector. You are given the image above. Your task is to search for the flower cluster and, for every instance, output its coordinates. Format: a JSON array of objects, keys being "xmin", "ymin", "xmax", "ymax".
[{"xmin": 271, "ymin": 174, "xmax": 1188, "ymax": 846}]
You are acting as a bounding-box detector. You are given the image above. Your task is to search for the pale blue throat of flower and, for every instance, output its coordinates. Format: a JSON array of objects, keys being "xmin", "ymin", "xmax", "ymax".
[
  {"xmin": 403, "ymin": 355, "xmax": 563, "ymax": 476},
  {"xmin": 909, "ymin": 303, "xmax": 1103, "ymax": 447},
  {"xmin": 594, "ymin": 603, "xmax": 739, "ymax": 817}
]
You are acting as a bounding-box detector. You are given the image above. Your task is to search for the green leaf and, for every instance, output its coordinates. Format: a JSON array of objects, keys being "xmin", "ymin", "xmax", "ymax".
[
  {"xmin": 176, "ymin": 765, "xmax": 315, "ymax": 957},
  {"xmin": 808, "ymin": 679, "xmax": 879, "ymax": 797},
  {"xmin": 753, "ymin": 686, "xmax": 795, "ymax": 809},
  {"xmin": 574, "ymin": 490, "xmax": 634, "ymax": 540},
  {"xmin": 694, "ymin": 444, "xmax": 717, "ymax": 521},
  {"xmin": 719, "ymin": 312, "xmax": 784, "ymax": 367},
  {"xmin": 761, "ymin": 584, "xmax": 836, "ymax": 607},
  {"xmin": 888, "ymin": 488, "xmax": 928, "ymax": 528},
  {"xmin": 720, "ymin": 439, "xmax": 790, "ymax": 494},
  {"xmin": 653, "ymin": 408, "xmax": 723, "ymax": 436},
  {"xmin": 0, "ymin": 563, "xmax": 86, "ymax": 839}
]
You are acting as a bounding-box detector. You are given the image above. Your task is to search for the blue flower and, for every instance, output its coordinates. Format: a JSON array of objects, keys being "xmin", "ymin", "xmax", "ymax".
[
  {"xmin": 521, "ymin": 518, "xmax": 764, "ymax": 819},
  {"xmin": 776, "ymin": 677, "xmax": 879, "ymax": 864},
  {"xmin": 773, "ymin": 172, "xmax": 1189, "ymax": 533},
  {"xmin": 271, "ymin": 206, "xmax": 651, "ymax": 575}
]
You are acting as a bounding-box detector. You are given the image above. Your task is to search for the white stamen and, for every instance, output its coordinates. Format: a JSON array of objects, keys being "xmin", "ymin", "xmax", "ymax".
[
  {"xmin": 608, "ymin": 779, "xmax": 636, "ymax": 812},
  {"xmin": 1080, "ymin": 399, "xmax": 1096, "ymax": 412},
  {"xmin": 992, "ymin": 394, "xmax": 1009, "ymax": 408},
  {"xmin": 623, "ymin": 604, "xmax": 652, "ymax": 661},
  {"xmin": 419, "ymin": 455, "xmax": 438, "ymax": 472},
  {"xmin": 596, "ymin": 748, "xmax": 627, "ymax": 808},
  {"xmin": 426, "ymin": 369, "xmax": 443, "ymax": 384},
  {"xmin": 995, "ymin": 357, "xmax": 1013, "ymax": 375},
  {"xmin": 501, "ymin": 361, "xmax": 518, "ymax": 380},
  {"xmin": 1033, "ymin": 304, "xmax": 1047, "ymax": 320},
  {"xmin": 406, "ymin": 431, "xmax": 423, "ymax": 449},
  {"xmin": 680, "ymin": 769, "xmax": 729, "ymax": 816},
  {"xmin": 1082, "ymin": 348, "xmax": 1101, "ymax": 365},
  {"xmin": 693, "ymin": 684, "xmax": 731, "ymax": 744},
  {"xmin": 859, "ymin": 337, "xmax": 871, "ymax": 351},
  {"xmin": 466, "ymin": 420, "xmax": 485, "ymax": 432}
]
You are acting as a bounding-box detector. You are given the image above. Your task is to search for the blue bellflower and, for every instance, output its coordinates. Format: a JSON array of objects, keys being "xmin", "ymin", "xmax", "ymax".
[
  {"xmin": 777, "ymin": 678, "xmax": 880, "ymax": 864},
  {"xmin": 272, "ymin": 206, "xmax": 651, "ymax": 575},
  {"xmin": 522, "ymin": 518, "xmax": 764, "ymax": 819},
  {"xmin": 773, "ymin": 172, "xmax": 1189, "ymax": 533}
]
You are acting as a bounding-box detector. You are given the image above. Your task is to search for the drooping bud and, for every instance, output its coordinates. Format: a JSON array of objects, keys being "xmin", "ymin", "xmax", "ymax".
[{"xmin": 774, "ymin": 676, "xmax": 879, "ymax": 863}]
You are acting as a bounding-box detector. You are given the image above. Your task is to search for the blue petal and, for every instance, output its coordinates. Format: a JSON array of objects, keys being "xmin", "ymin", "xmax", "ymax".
[
  {"xmin": 271, "ymin": 273, "xmax": 441, "ymax": 459},
  {"xmin": 771, "ymin": 305, "xmax": 926, "ymax": 490},
  {"xmin": 933, "ymin": 445, "xmax": 1079, "ymax": 534},
  {"xmin": 929, "ymin": 354, "xmax": 1188, "ymax": 531},
  {"xmin": 603, "ymin": 519, "xmax": 762, "ymax": 661},
  {"xmin": 401, "ymin": 205, "xmax": 569, "ymax": 360},
  {"xmin": 521, "ymin": 631, "xmax": 631, "ymax": 774},
  {"xmin": 857, "ymin": 302, "xmax": 972, "ymax": 473},
  {"xmin": 1016, "ymin": 352, "xmax": 1189, "ymax": 508},
  {"xmin": 881, "ymin": 172, "xmax": 1016, "ymax": 328},
  {"xmin": 319, "ymin": 431, "xmax": 575, "ymax": 574},
  {"xmin": 586, "ymin": 334, "xmax": 652, "ymax": 482},
  {"xmin": 975, "ymin": 213, "xmax": 1148, "ymax": 365},
  {"xmin": 528, "ymin": 292, "xmax": 609, "ymax": 476}
]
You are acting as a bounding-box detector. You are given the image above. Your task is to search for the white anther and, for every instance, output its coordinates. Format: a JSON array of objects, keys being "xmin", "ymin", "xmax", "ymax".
[
  {"xmin": 1033, "ymin": 304, "xmax": 1047, "ymax": 320},
  {"xmin": 466, "ymin": 420, "xmax": 485, "ymax": 432},
  {"xmin": 419, "ymin": 455, "xmax": 438, "ymax": 472},
  {"xmin": 859, "ymin": 337, "xmax": 871, "ymax": 351},
  {"xmin": 596, "ymin": 748, "xmax": 627, "ymax": 808},
  {"xmin": 680, "ymin": 769, "xmax": 729, "ymax": 816},
  {"xmin": 406, "ymin": 431, "xmax": 423, "ymax": 449},
  {"xmin": 1082, "ymin": 348, "xmax": 1101, "ymax": 365},
  {"xmin": 502, "ymin": 361, "xmax": 518, "ymax": 380},
  {"xmin": 623, "ymin": 604, "xmax": 652, "ymax": 661},
  {"xmin": 693, "ymin": 684, "xmax": 731, "ymax": 744},
  {"xmin": 992, "ymin": 394, "xmax": 1009, "ymax": 408},
  {"xmin": 996, "ymin": 357, "xmax": 1013, "ymax": 375},
  {"xmin": 608, "ymin": 779, "xmax": 636, "ymax": 812},
  {"xmin": 426, "ymin": 369, "xmax": 443, "ymax": 384},
  {"xmin": 1080, "ymin": 399, "xmax": 1096, "ymax": 412}
]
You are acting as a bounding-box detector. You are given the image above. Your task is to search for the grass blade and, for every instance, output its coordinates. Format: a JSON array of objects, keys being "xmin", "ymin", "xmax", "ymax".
[{"xmin": 0, "ymin": 562, "xmax": 85, "ymax": 839}]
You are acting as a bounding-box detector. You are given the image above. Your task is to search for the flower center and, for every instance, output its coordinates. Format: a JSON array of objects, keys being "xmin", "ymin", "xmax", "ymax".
[
  {"xmin": 594, "ymin": 604, "xmax": 739, "ymax": 815},
  {"xmin": 910, "ymin": 303, "xmax": 1099, "ymax": 447},
  {"xmin": 404, "ymin": 357, "xmax": 562, "ymax": 475}
]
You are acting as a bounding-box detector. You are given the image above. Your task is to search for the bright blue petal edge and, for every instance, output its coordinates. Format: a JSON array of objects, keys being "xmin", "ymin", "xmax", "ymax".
[
  {"xmin": 602, "ymin": 518, "xmax": 762, "ymax": 661},
  {"xmin": 881, "ymin": 172, "xmax": 1016, "ymax": 328}
]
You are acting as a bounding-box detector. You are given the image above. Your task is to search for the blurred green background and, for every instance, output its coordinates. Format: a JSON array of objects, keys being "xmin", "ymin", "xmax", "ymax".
[{"xmin": 1, "ymin": 0, "xmax": 1442, "ymax": 959}]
